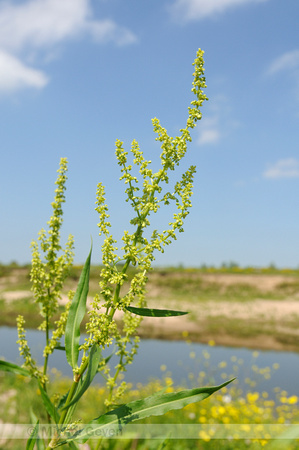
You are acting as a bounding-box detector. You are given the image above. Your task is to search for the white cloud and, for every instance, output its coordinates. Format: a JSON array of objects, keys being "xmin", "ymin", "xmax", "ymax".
[
  {"xmin": 197, "ymin": 95, "xmax": 238, "ymax": 146},
  {"xmin": 169, "ymin": 0, "xmax": 268, "ymax": 22},
  {"xmin": 197, "ymin": 116, "xmax": 221, "ymax": 145},
  {"xmin": 0, "ymin": 50, "xmax": 48, "ymax": 92},
  {"xmin": 198, "ymin": 128, "xmax": 221, "ymax": 145},
  {"xmin": 0, "ymin": 0, "xmax": 137, "ymax": 93},
  {"xmin": 266, "ymin": 49, "xmax": 299, "ymax": 75},
  {"xmin": 88, "ymin": 19, "xmax": 137, "ymax": 46},
  {"xmin": 263, "ymin": 158, "xmax": 299, "ymax": 179},
  {"xmin": 0, "ymin": 0, "xmax": 137, "ymax": 51},
  {"xmin": 265, "ymin": 49, "xmax": 299, "ymax": 103}
]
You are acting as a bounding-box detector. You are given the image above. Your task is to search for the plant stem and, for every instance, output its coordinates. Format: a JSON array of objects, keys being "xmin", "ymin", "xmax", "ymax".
[
  {"xmin": 59, "ymin": 357, "xmax": 89, "ymax": 425},
  {"xmin": 46, "ymin": 358, "xmax": 89, "ymax": 449},
  {"xmin": 43, "ymin": 318, "xmax": 49, "ymax": 383}
]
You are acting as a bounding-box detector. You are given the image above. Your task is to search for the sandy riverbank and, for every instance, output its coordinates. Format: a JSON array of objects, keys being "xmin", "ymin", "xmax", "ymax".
[{"xmin": 1, "ymin": 271, "xmax": 299, "ymax": 352}]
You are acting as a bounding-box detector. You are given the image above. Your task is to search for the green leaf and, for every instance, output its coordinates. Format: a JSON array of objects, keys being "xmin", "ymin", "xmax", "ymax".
[
  {"xmin": 37, "ymin": 438, "xmax": 45, "ymax": 450},
  {"xmin": 29, "ymin": 411, "xmax": 45, "ymax": 450},
  {"xmin": 61, "ymin": 344, "xmax": 102, "ymax": 410},
  {"xmin": 38, "ymin": 381, "xmax": 60, "ymax": 424},
  {"xmin": 54, "ymin": 345, "xmax": 66, "ymax": 351},
  {"xmin": 125, "ymin": 306, "xmax": 188, "ymax": 317},
  {"xmin": 57, "ymin": 390, "xmax": 69, "ymax": 410},
  {"xmin": 0, "ymin": 360, "xmax": 31, "ymax": 377},
  {"xmin": 103, "ymin": 352, "xmax": 114, "ymax": 365},
  {"xmin": 68, "ymin": 378, "xmax": 235, "ymax": 443},
  {"xmin": 156, "ymin": 436, "xmax": 171, "ymax": 450},
  {"xmin": 265, "ymin": 425, "xmax": 299, "ymax": 449},
  {"xmin": 30, "ymin": 409, "xmax": 38, "ymax": 424},
  {"xmin": 68, "ymin": 442, "xmax": 80, "ymax": 449},
  {"xmin": 26, "ymin": 420, "xmax": 39, "ymax": 450},
  {"xmin": 65, "ymin": 246, "xmax": 92, "ymax": 369},
  {"xmin": 64, "ymin": 377, "xmax": 84, "ymax": 425}
]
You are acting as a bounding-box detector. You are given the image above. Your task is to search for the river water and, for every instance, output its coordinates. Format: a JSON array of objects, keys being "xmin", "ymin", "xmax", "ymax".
[{"xmin": 1, "ymin": 326, "xmax": 298, "ymax": 398}]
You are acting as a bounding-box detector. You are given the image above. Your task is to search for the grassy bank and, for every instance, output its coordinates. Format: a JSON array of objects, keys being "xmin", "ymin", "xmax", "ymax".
[
  {"xmin": 1, "ymin": 355, "xmax": 299, "ymax": 449},
  {"xmin": 1, "ymin": 264, "xmax": 299, "ymax": 448},
  {"xmin": 1, "ymin": 265, "xmax": 299, "ymax": 351}
]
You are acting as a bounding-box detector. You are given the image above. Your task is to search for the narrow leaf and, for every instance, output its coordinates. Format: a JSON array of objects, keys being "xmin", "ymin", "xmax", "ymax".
[
  {"xmin": 30, "ymin": 409, "xmax": 38, "ymax": 424},
  {"xmin": 265, "ymin": 426, "xmax": 299, "ymax": 449},
  {"xmin": 29, "ymin": 411, "xmax": 45, "ymax": 450},
  {"xmin": 54, "ymin": 345, "xmax": 66, "ymax": 351},
  {"xmin": 68, "ymin": 442, "xmax": 80, "ymax": 449},
  {"xmin": 103, "ymin": 352, "xmax": 114, "ymax": 365},
  {"xmin": 38, "ymin": 381, "xmax": 60, "ymax": 424},
  {"xmin": 57, "ymin": 390, "xmax": 70, "ymax": 410},
  {"xmin": 36, "ymin": 436, "xmax": 45, "ymax": 450},
  {"xmin": 65, "ymin": 246, "xmax": 92, "ymax": 368},
  {"xmin": 0, "ymin": 360, "xmax": 31, "ymax": 377},
  {"xmin": 61, "ymin": 344, "xmax": 102, "ymax": 410},
  {"xmin": 125, "ymin": 306, "xmax": 188, "ymax": 317},
  {"xmin": 64, "ymin": 377, "xmax": 84, "ymax": 425},
  {"xmin": 26, "ymin": 420, "xmax": 39, "ymax": 450},
  {"xmin": 56, "ymin": 378, "xmax": 84, "ymax": 427},
  {"xmin": 68, "ymin": 379, "xmax": 235, "ymax": 443}
]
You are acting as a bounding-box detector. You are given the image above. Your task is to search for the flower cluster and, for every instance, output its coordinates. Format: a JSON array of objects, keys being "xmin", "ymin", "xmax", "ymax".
[
  {"xmin": 84, "ymin": 49, "xmax": 208, "ymax": 406},
  {"xmin": 18, "ymin": 48, "xmax": 207, "ymax": 411},
  {"xmin": 18, "ymin": 158, "xmax": 74, "ymax": 382},
  {"xmin": 16, "ymin": 315, "xmax": 45, "ymax": 383},
  {"xmin": 30, "ymin": 158, "xmax": 74, "ymax": 324},
  {"xmin": 43, "ymin": 295, "xmax": 73, "ymax": 357}
]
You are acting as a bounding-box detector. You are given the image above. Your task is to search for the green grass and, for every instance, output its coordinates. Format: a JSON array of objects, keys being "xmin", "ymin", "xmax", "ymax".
[
  {"xmin": 0, "ymin": 297, "xmax": 90, "ymax": 329},
  {"xmin": 0, "ymin": 297, "xmax": 39, "ymax": 327},
  {"xmin": 1, "ymin": 265, "xmax": 299, "ymax": 346},
  {"xmin": 150, "ymin": 276, "xmax": 290, "ymax": 303},
  {"xmin": 1, "ymin": 352, "xmax": 299, "ymax": 449},
  {"xmin": 200, "ymin": 313, "xmax": 299, "ymax": 342}
]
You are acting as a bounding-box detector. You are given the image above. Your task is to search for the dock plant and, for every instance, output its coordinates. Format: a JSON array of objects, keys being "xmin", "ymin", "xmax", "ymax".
[{"xmin": 0, "ymin": 49, "xmax": 233, "ymax": 448}]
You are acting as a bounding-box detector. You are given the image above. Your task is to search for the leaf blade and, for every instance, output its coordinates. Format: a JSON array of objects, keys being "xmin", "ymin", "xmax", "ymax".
[
  {"xmin": 26, "ymin": 420, "xmax": 39, "ymax": 450},
  {"xmin": 0, "ymin": 360, "xmax": 31, "ymax": 377},
  {"xmin": 29, "ymin": 411, "xmax": 45, "ymax": 450},
  {"xmin": 61, "ymin": 344, "xmax": 102, "ymax": 410},
  {"xmin": 38, "ymin": 381, "xmax": 60, "ymax": 424},
  {"xmin": 69, "ymin": 378, "xmax": 235, "ymax": 443},
  {"xmin": 125, "ymin": 306, "xmax": 188, "ymax": 317},
  {"xmin": 65, "ymin": 246, "xmax": 92, "ymax": 368}
]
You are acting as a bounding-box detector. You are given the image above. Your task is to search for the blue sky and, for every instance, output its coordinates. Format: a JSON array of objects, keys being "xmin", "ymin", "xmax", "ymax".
[{"xmin": 1, "ymin": 0, "xmax": 299, "ymax": 268}]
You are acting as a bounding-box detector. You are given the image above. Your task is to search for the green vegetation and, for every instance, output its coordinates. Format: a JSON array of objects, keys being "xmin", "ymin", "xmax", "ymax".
[
  {"xmin": 151, "ymin": 275, "xmax": 279, "ymax": 302},
  {"xmin": 2, "ymin": 264, "xmax": 299, "ymax": 302},
  {"xmin": 0, "ymin": 49, "xmax": 237, "ymax": 449},
  {"xmin": 2, "ymin": 262, "xmax": 299, "ymax": 278},
  {"xmin": 1, "ymin": 265, "xmax": 299, "ymax": 349},
  {"xmin": 1, "ymin": 349, "xmax": 298, "ymax": 449},
  {"xmin": 1, "ymin": 45, "xmax": 299, "ymax": 448}
]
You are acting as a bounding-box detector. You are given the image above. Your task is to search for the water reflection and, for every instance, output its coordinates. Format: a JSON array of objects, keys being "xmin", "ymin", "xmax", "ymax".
[{"xmin": 1, "ymin": 326, "xmax": 298, "ymax": 398}]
